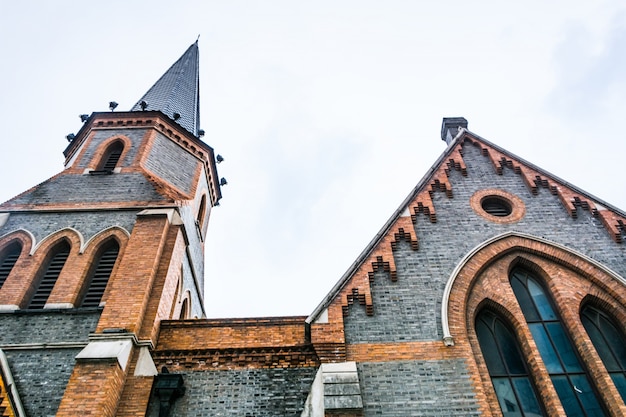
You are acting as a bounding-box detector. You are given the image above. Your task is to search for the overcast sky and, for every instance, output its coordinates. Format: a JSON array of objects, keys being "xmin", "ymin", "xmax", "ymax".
[{"xmin": 1, "ymin": 1, "xmax": 625, "ymax": 318}]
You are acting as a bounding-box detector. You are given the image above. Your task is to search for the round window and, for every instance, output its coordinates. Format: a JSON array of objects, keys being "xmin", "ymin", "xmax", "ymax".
[
  {"xmin": 481, "ymin": 197, "xmax": 512, "ymax": 217},
  {"xmin": 470, "ymin": 189, "xmax": 525, "ymax": 224}
]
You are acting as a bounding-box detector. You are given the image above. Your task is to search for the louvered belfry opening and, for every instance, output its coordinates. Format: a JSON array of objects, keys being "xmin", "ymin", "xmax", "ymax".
[
  {"xmin": 0, "ymin": 242, "xmax": 22, "ymax": 289},
  {"xmin": 28, "ymin": 241, "xmax": 70, "ymax": 309},
  {"xmin": 81, "ymin": 241, "xmax": 119, "ymax": 308},
  {"xmin": 99, "ymin": 141, "xmax": 124, "ymax": 172}
]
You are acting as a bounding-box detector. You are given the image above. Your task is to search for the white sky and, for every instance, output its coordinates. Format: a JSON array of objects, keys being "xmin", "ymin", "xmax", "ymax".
[{"xmin": 0, "ymin": 1, "xmax": 625, "ymax": 318}]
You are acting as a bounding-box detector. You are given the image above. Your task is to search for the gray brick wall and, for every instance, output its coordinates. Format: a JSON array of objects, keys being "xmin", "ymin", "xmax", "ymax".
[
  {"xmin": 7, "ymin": 172, "xmax": 166, "ymax": 206},
  {"xmin": 6, "ymin": 348, "xmax": 81, "ymax": 417},
  {"xmin": 357, "ymin": 360, "xmax": 481, "ymax": 416},
  {"xmin": 0, "ymin": 310, "xmax": 100, "ymax": 345},
  {"xmin": 76, "ymin": 129, "xmax": 145, "ymax": 169},
  {"xmin": 0, "ymin": 211, "xmax": 137, "ymax": 245},
  {"xmin": 144, "ymin": 133, "xmax": 200, "ymax": 195},
  {"xmin": 344, "ymin": 142, "xmax": 626, "ymax": 344},
  {"xmin": 146, "ymin": 367, "xmax": 318, "ymax": 417}
]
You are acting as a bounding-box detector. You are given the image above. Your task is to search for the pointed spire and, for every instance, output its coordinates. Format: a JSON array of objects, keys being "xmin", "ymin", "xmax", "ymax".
[{"xmin": 131, "ymin": 41, "xmax": 200, "ymax": 135}]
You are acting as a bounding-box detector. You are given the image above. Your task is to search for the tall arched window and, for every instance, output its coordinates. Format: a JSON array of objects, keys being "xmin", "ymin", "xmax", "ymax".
[
  {"xmin": 179, "ymin": 297, "xmax": 189, "ymax": 320},
  {"xmin": 28, "ymin": 241, "xmax": 70, "ymax": 309},
  {"xmin": 581, "ymin": 305, "xmax": 626, "ymax": 401},
  {"xmin": 510, "ymin": 268, "xmax": 606, "ymax": 416},
  {"xmin": 197, "ymin": 195, "xmax": 207, "ymax": 226},
  {"xmin": 475, "ymin": 309, "xmax": 545, "ymax": 416},
  {"xmin": 80, "ymin": 240, "xmax": 119, "ymax": 308},
  {"xmin": 0, "ymin": 242, "xmax": 22, "ymax": 289},
  {"xmin": 98, "ymin": 141, "xmax": 124, "ymax": 172}
]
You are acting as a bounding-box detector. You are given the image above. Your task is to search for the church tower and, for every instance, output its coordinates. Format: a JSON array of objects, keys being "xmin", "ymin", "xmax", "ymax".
[{"xmin": 0, "ymin": 41, "xmax": 221, "ymax": 416}]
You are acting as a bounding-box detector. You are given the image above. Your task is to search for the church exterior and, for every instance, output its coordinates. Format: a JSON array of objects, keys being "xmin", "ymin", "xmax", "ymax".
[{"xmin": 0, "ymin": 43, "xmax": 625, "ymax": 416}]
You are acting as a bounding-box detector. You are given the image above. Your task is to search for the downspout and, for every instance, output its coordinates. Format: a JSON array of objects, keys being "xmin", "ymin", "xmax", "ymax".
[{"xmin": 0, "ymin": 348, "xmax": 26, "ymax": 417}]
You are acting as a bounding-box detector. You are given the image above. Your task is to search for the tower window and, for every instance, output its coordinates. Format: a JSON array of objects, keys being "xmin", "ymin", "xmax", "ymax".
[
  {"xmin": 179, "ymin": 297, "xmax": 189, "ymax": 319},
  {"xmin": 195, "ymin": 195, "xmax": 207, "ymax": 240},
  {"xmin": 510, "ymin": 268, "xmax": 607, "ymax": 416},
  {"xmin": 80, "ymin": 241, "xmax": 119, "ymax": 308},
  {"xmin": 0, "ymin": 242, "xmax": 22, "ymax": 289},
  {"xmin": 476, "ymin": 309, "xmax": 545, "ymax": 416},
  {"xmin": 97, "ymin": 141, "xmax": 124, "ymax": 172},
  {"xmin": 28, "ymin": 241, "xmax": 70, "ymax": 309},
  {"xmin": 581, "ymin": 305, "xmax": 626, "ymax": 402}
]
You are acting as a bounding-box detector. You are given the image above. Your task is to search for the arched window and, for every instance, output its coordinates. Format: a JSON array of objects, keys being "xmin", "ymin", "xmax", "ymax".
[
  {"xmin": 28, "ymin": 241, "xmax": 70, "ymax": 309},
  {"xmin": 581, "ymin": 305, "xmax": 626, "ymax": 401},
  {"xmin": 0, "ymin": 242, "xmax": 22, "ymax": 289},
  {"xmin": 510, "ymin": 268, "xmax": 606, "ymax": 416},
  {"xmin": 476, "ymin": 309, "xmax": 545, "ymax": 416},
  {"xmin": 80, "ymin": 240, "xmax": 119, "ymax": 308},
  {"xmin": 196, "ymin": 195, "xmax": 207, "ymax": 227},
  {"xmin": 179, "ymin": 297, "xmax": 189, "ymax": 319},
  {"xmin": 98, "ymin": 141, "xmax": 124, "ymax": 172}
]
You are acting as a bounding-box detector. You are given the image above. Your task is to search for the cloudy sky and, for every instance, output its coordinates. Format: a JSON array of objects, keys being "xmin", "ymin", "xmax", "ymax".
[{"xmin": 1, "ymin": 1, "xmax": 625, "ymax": 318}]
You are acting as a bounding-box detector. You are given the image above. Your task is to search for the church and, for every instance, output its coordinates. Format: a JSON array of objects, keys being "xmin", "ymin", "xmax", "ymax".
[{"xmin": 0, "ymin": 42, "xmax": 625, "ymax": 416}]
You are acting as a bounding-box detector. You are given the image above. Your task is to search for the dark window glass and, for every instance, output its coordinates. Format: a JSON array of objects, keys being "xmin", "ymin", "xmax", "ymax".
[
  {"xmin": 0, "ymin": 242, "xmax": 21, "ymax": 289},
  {"xmin": 28, "ymin": 241, "xmax": 70, "ymax": 309},
  {"xmin": 476, "ymin": 309, "xmax": 545, "ymax": 416},
  {"xmin": 581, "ymin": 305, "xmax": 626, "ymax": 402},
  {"xmin": 179, "ymin": 298, "xmax": 189, "ymax": 319},
  {"xmin": 80, "ymin": 241, "xmax": 119, "ymax": 308},
  {"xmin": 196, "ymin": 195, "xmax": 207, "ymax": 228},
  {"xmin": 511, "ymin": 269, "xmax": 607, "ymax": 416}
]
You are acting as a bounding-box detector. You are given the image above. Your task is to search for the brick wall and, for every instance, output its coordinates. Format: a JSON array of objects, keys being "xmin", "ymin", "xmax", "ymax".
[{"xmin": 6, "ymin": 348, "xmax": 82, "ymax": 416}]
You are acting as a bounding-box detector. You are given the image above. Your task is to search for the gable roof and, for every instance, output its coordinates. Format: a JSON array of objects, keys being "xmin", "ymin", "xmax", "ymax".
[{"xmin": 307, "ymin": 121, "xmax": 626, "ymax": 323}]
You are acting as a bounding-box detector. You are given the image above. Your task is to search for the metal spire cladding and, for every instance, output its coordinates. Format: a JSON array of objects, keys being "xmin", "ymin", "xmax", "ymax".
[{"xmin": 131, "ymin": 41, "xmax": 200, "ymax": 136}]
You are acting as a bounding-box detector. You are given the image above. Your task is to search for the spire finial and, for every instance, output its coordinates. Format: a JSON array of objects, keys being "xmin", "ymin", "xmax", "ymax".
[{"xmin": 196, "ymin": 34, "xmax": 200, "ymax": 43}]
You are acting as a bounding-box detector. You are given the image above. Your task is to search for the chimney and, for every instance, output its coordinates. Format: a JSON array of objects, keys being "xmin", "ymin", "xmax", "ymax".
[{"xmin": 441, "ymin": 117, "xmax": 468, "ymax": 145}]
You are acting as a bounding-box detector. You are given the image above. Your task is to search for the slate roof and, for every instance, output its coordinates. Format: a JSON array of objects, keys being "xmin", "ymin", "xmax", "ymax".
[{"xmin": 131, "ymin": 41, "xmax": 200, "ymax": 135}]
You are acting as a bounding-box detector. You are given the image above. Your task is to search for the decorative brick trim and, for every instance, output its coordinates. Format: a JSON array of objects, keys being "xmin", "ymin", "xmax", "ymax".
[
  {"xmin": 463, "ymin": 135, "xmax": 625, "ymax": 244},
  {"xmin": 153, "ymin": 345, "xmax": 320, "ymax": 371},
  {"xmin": 346, "ymin": 341, "xmax": 464, "ymax": 362}
]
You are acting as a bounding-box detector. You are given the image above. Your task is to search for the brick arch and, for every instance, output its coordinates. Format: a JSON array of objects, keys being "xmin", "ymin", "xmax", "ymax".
[
  {"xmin": 0, "ymin": 230, "xmax": 35, "ymax": 307},
  {"xmin": 86, "ymin": 135, "xmax": 133, "ymax": 171},
  {"xmin": 457, "ymin": 240, "xmax": 626, "ymax": 416},
  {"xmin": 31, "ymin": 227, "xmax": 84, "ymax": 256},
  {"xmin": 0, "ymin": 229, "xmax": 35, "ymax": 253},
  {"xmin": 13, "ymin": 230, "xmax": 82, "ymax": 309},
  {"xmin": 48, "ymin": 227, "xmax": 129, "ymax": 308},
  {"xmin": 81, "ymin": 226, "xmax": 130, "ymax": 254},
  {"xmin": 442, "ymin": 231, "xmax": 626, "ymax": 346}
]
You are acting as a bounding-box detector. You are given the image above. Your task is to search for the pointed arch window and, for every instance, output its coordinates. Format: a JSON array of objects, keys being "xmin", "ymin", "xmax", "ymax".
[
  {"xmin": 28, "ymin": 241, "xmax": 70, "ymax": 309},
  {"xmin": 510, "ymin": 268, "xmax": 606, "ymax": 416},
  {"xmin": 195, "ymin": 195, "xmax": 207, "ymax": 240},
  {"xmin": 97, "ymin": 141, "xmax": 124, "ymax": 172},
  {"xmin": 80, "ymin": 240, "xmax": 119, "ymax": 308},
  {"xmin": 476, "ymin": 309, "xmax": 545, "ymax": 416},
  {"xmin": 0, "ymin": 242, "xmax": 22, "ymax": 289},
  {"xmin": 581, "ymin": 305, "xmax": 626, "ymax": 401},
  {"xmin": 196, "ymin": 195, "xmax": 207, "ymax": 227},
  {"xmin": 179, "ymin": 297, "xmax": 189, "ymax": 320}
]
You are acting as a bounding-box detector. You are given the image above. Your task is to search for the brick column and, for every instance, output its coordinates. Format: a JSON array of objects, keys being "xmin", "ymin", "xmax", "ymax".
[
  {"xmin": 96, "ymin": 210, "xmax": 172, "ymax": 334},
  {"xmin": 58, "ymin": 209, "xmax": 176, "ymax": 416},
  {"xmin": 56, "ymin": 358, "xmax": 127, "ymax": 417}
]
